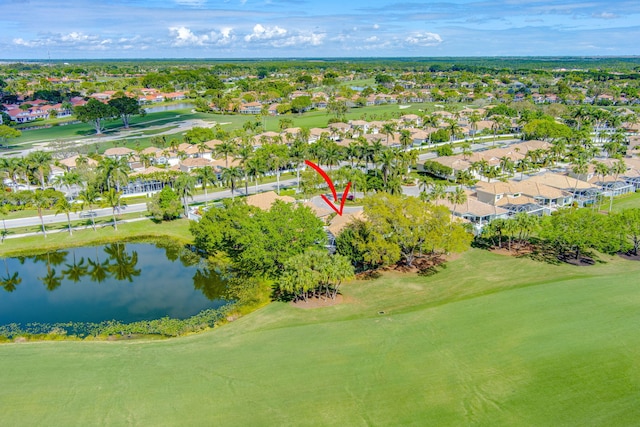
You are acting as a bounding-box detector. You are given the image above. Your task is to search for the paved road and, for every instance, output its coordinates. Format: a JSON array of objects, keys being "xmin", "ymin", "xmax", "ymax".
[{"xmin": 4, "ymin": 178, "xmax": 300, "ymax": 229}]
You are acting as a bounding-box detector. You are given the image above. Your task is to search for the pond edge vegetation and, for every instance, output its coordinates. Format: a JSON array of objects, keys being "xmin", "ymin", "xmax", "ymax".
[{"xmin": 0, "ymin": 223, "xmax": 272, "ymax": 342}]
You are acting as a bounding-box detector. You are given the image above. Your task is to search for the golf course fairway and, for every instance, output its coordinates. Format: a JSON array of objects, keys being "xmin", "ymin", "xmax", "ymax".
[{"xmin": 1, "ymin": 249, "xmax": 639, "ymax": 426}]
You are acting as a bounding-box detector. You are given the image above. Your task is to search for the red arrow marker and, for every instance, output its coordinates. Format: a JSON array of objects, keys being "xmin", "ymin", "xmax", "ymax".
[{"xmin": 305, "ymin": 160, "xmax": 351, "ymax": 216}]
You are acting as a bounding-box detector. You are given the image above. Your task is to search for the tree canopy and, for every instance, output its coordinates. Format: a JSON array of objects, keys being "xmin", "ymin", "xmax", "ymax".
[
  {"xmin": 337, "ymin": 193, "xmax": 472, "ymax": 269},
  {"xmin": 147, "ymin": 186, "xmax": 183, "ymax": 221},
  {"xmin": 190, "ymin": 199, "xmax": 326, "ymax": 278},
  {"xmin": 0, "ymin": 125, "xmax": 21, "ymax": 146},
  {"xmin": 74, "ymin": 99, "xmax": 116, "ymax": 134},
  {"xmin": 108, "ymin": 94, "xmax": 145, "ymax": 128}
]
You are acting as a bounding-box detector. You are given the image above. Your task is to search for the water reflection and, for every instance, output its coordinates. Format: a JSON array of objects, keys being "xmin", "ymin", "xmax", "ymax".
[
  {"xmin": 0, "ymin": 242, "xmax": 230, "ymax": 325},
  {"xmin": 1, "ymin": 258, "xmax": 22, "ymax": 292},
  {"xmin": 104, "ymin": 243, "xmax": 141, "ymax": 282},
  {"xmin": 193, "ymin": 266, "xmax": 229, "ymax": 301}
]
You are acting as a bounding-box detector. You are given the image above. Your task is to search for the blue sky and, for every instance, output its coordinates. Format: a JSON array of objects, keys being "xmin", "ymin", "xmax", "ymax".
[{"xmin": 1, "ymin": 0, "xmax": 639, "ymax": 59}]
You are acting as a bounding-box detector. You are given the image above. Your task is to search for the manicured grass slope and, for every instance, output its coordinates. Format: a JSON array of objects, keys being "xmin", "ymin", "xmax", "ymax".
[{"xmin": 1, "ymin": 250, "xmax": 639, "ymax": 426}]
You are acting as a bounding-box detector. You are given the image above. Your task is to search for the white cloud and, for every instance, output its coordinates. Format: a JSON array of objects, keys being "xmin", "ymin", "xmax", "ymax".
[
  {"xmin": 244, "ymin": 24, "xmax": 287, "ymax": 42},
  {"xmin": 242, "ymin": 23, "xmax": 323, "ymax": 48},
  {"xmin": 12, "ymin": 31, "xmax": 116, "ymax": 50},
  {"xmin": 169, "ymin": 26, "xmax": 234, "ymax": 47},
  {"xmin": 170, "ymin": 26, "xmax": 209, "ymax": 46},
  {"xmin": 404, "ymin": 32, "xmax": 443, "ymax": 46}
]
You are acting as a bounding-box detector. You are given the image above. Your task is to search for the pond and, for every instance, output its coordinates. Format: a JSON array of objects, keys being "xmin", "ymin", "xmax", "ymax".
[
  {"xmin": 0, "ymin": 242, "xmax": 229, "ymax": 328},
  {"xmin": 144, "ymin": 103, "xmax": 194, "ymax": 114}
]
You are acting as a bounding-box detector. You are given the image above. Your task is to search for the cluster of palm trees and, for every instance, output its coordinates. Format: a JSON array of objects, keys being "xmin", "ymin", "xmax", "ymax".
[{"xmin": 480, "ymin": 212, "xmax": 541, "ymax": 252}]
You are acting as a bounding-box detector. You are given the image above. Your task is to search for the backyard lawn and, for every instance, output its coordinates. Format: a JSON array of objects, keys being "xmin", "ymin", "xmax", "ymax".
[{"xmin": 1, "ymin": 249, "xmax": 638, "ymax": 425}]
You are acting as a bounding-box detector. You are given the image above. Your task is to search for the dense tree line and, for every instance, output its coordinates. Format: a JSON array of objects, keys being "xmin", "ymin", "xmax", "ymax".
[{"xmin": 479, "ymin": 207, "xmax": 640, "ymax": 261}]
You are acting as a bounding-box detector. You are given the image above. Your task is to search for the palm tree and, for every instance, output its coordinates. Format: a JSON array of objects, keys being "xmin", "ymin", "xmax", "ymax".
[
  {"xmin": 468, "ymin": 112, "xmax": 481, "ymax": 143},
  {"xmin": 289, "ymin": 138, "xmax": 309, "ymax": 193},
  {"xmin": 345, "ymin": 141, "xmax": 360, "ymax": 167},
  {"xmin": 263, "ymin": 144, "xmax": 289, "ymax": 194},
  {"xmin": 592, "ymin": 161, "xmax": 610, "ymax": 187},
  {"xmin": 26, "ymin": 151, "xmax": 52, "ymax": 189},
  {"xmin": 245, "ymin": 157, "xmax": 266, "ymax": 194},
  {"xmin": 490, "ymin": 115, "xmax": 508, "ymax": 145},
  {"xmin": 1, "ymin": 157, "xmax": 25, "ymax": 189},
  {"xmin": 97, "ymin": 157, "xmax": 130, "ymax": 193},
  {"xmin": 516, "ymin": 158, "xmax": 533, "ymax": 180},
  {"xmin": 430, "ymin": 182, "xmax": 447, "ymax": 206},
  {"xmin": 139, "ymin": 153, "xmax": 153, "ymax": 168},
  {"xmin": 386, "ymin": 172, "xmax": 403, "ymax": 195},
  {"xmin": 455, "ymin": 169, "xmax": 477, "ymax": 187},
  {"xmin": 499, "ymin": 156, "xmax": 515, "ymax": 177},
  {"xmin": 216, "ymin": 140, "xmax": 237, "ymax": 168},
  {"xmin": 54, "ymin": 197, "xmax": 78, "ymax": 236},
  {"xmin": 320, "ymin": 141, "xmax": 342, "ymax": 171},
  {"xmin": 418, "ymin": 175, "xmax": 435, "ymax": 194},
  {"xmin": 220, "ymin": 166, "xmax": 244, "ymax": 200},
  {"xmin": 31, "ymin": 190, "xmax": 51, "ymax": 238},
  {"xmin": 195, "ymin": 166, "xmax": 217, "ymax": 204},
  {"xmin": 0, "ymin": 204, "xmax": 9, "ymax": 244},
  {"xmin": 514, "ymin": 212, "xmax": 539, "ymax": 246},
  {"xmin": 174, "ymin": 173, "xmax": 196, "ymax": 217},
  {"xmin": 51, "ymin": 170, "xmax": 82, "ymax": 198},
  {"xmin": 445, "ymin": 118, "xmax": 461, "ymax": 142},
  {"xmin": 102, "ymin": 188, "xmax": 126, "ymax": 230},
  {"xmin": 399, "ymin": 129, "xmax": 412, "ymax": 151},
  {"xmin": 378, "ymin": 149, "xmax": 397, "ymax": 187},
  {"xmin": 381, "ymin": 122, "xmax": 396, "ymax": 146},
  {"xmin": 234, "ymin": 141, "xmax": 255, "ymax": 195},
  {"xmin": 422, "ymin": 114, "xmax": 439, "ymax": 143},
  {"xmin": 77, "ymin": 187, "xmax": 99, "ymax": 231},
  {"xmin": 484, "ymin": 166, "xmax": 501, "ymax": 183},
  {"xmin": 502, "ymin": 219, "xmax": 518, "ymax": 252},
  {"xmin": 447, "ymin": 186, "xmax": 467, "ymax": 222}
]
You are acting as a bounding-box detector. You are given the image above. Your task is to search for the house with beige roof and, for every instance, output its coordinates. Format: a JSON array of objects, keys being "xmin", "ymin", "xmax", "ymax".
[
  {"xmin": 327, "ymin": 210, "xmax": 366, "ymax": 238},
  {"xmin": 525, "ymin": 172, "xmax": 601, "ymax": 207},
  {"xmin": 439, "ymin": 192, "xmax": 509, "ymax": 227},
  {"xmin": 103, "ymin": 147, "xmax": 134, "ymax": 160},
  {"xmin": 58, "ymin": 155, "xmax": 98, "ymax": 171},
  {"xmin": 475, "ymin": 179, "xmax": 571, "ymax": 215},
  {"xmin": 245, "ymin": 191, "xmax": 295, "ymax": 211},
  {"xmin": 179, "ymin": 157, "xmax": 212, "ymax": 173}
]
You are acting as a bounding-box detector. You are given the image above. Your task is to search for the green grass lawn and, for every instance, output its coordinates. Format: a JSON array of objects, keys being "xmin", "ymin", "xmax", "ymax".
[
  {"xmin": 8, "ymin": 109, "xmax": 247, "ymax": 148},
  {"xmin": 0, "ymin": 218, "xmax": 192, "ymax": 257},
  {"xmin": 1, "ymin": 248, "xmax": 639, "ymax": 425},
  {"xmin": 611, "ymin": 190, "xmax": 640, "ymax": 211},
  {"xmin": 263, "ymin": 103, "xmax": 439, "ymax": 131}
]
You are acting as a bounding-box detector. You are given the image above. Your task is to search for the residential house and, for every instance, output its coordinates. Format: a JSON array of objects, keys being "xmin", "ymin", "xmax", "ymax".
[
  {"xmin": 58, "ymin": 155, "xmax": 98, "ymax": 171},
  {"xmin": 245, "ymin": 191, "xmax": 295, "ymax": 211},
  {"xmin": 103, "ymin": 147, "xmax": 135, "ymax": 160},
  {"xmin": 239, "ymin": 102, "xmax": 263, "ymax": 115},
  {"xmin": 179, "ymin": 157, "xmax": 213, "ymax": 173},
  {"xmin": 525, "ymin": 172, "xmax": 601, "ymax": 207},
  {"xmin": 475, "ymin": 181, "xmax": 548, "ymax": 216},
  {"xmin": 438, "ymin": 191, "xmax": 509, "ymax": 229}
]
